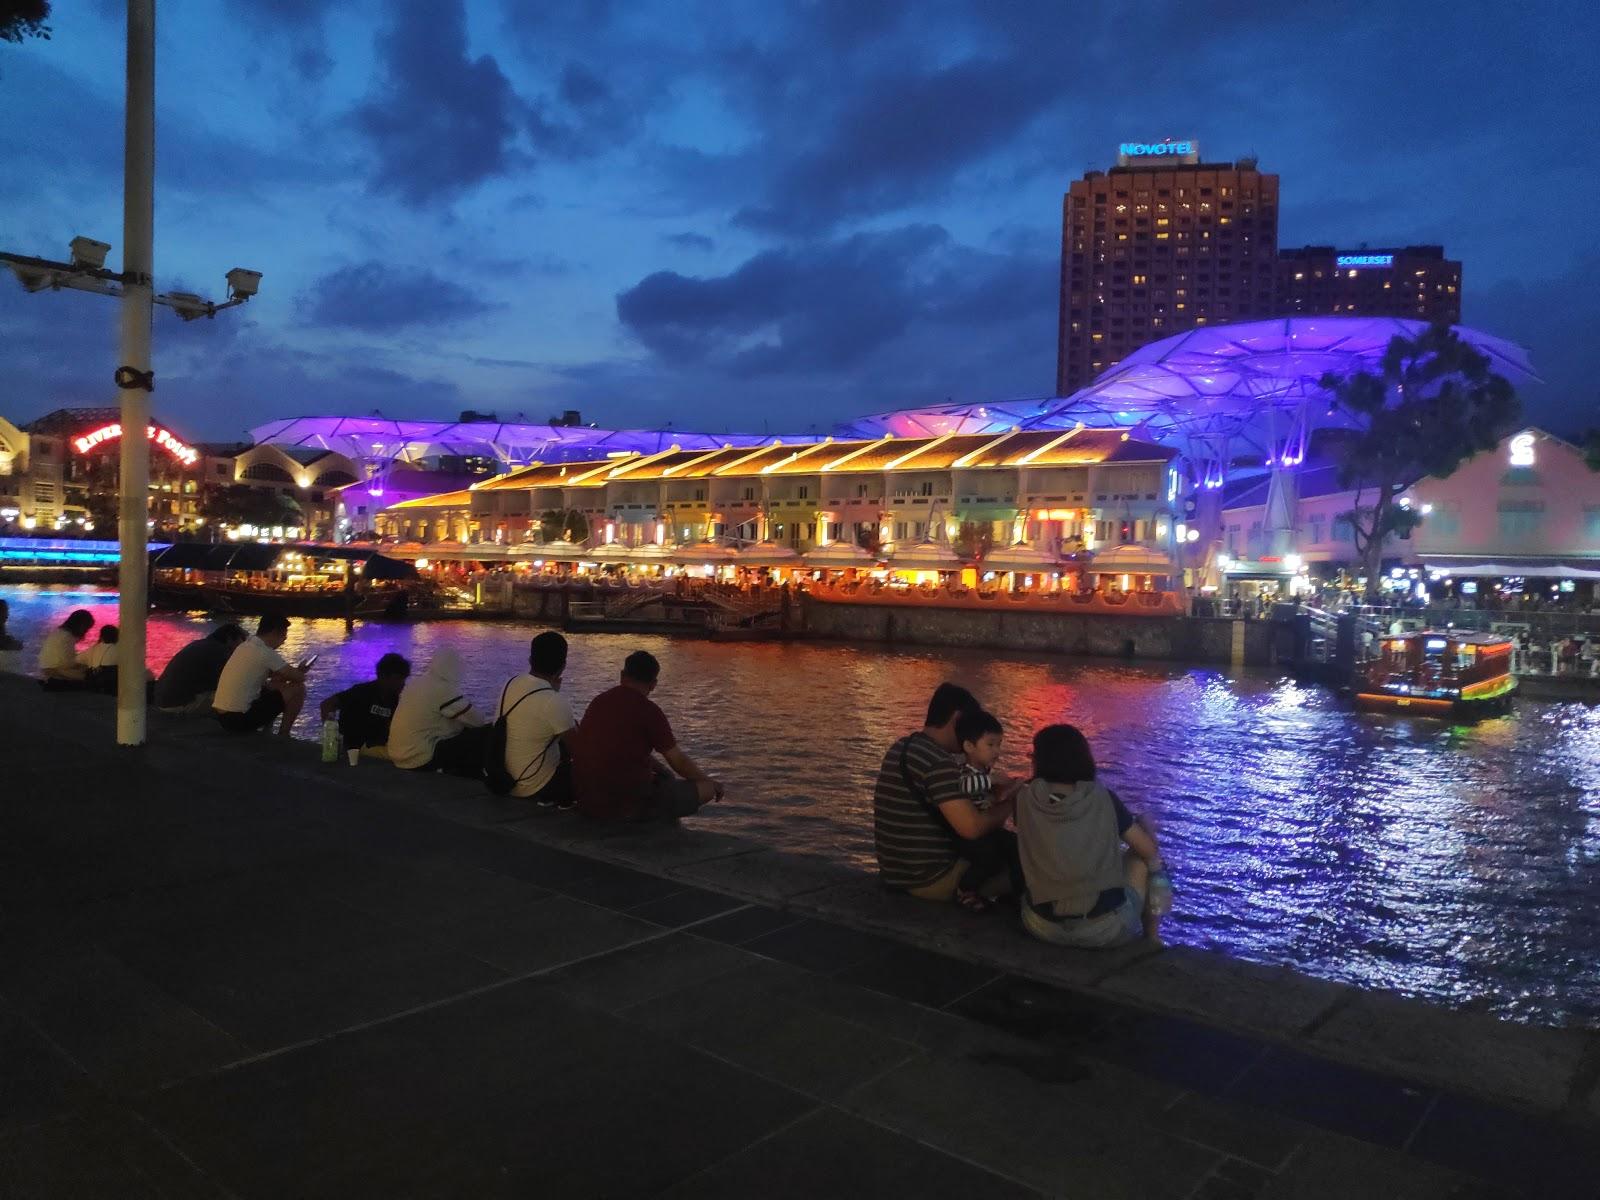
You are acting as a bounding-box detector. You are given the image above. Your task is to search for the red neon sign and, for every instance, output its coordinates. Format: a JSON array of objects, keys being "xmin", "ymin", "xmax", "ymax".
[{"xmin": 72, "ymin": 422, "xmax": 198, "ymax": 467}]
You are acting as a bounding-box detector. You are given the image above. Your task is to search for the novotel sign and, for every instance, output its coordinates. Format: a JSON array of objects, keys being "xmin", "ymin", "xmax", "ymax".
[
  {"xmin": 1117, "ymin": 139, "xmax": 1200, "ymax": 165},
  {"xmin": 73, "ymin": 422, "xmax": 199, "ymax": 467},
  {"xmin": 1336, "ymin": 254, "xmax": 1394, "ymax": 269}
]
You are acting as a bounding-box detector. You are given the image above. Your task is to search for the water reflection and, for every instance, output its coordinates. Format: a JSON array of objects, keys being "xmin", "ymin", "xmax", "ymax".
[{"xmin": 4, "ymin": 584, "xmax": 1597, "ymax": 1026}]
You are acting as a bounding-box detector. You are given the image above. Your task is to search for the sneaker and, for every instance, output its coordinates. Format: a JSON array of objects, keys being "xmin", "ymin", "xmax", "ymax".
[
  {"xmin": 554, "ymin": 798, "xmax": 576, "ymax": 811},
  {"xmin": 537, "ymin": 797, "xmax": 558, "ymax": 809}
]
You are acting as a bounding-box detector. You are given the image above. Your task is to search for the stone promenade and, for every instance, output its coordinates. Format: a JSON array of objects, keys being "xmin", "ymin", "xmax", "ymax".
[{"xmin": 1, "ymin": 674, "xmax": 1596, "ymax": 1198}]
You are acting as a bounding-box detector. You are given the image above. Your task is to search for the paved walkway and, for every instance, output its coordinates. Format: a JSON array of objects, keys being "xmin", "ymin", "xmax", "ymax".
[{"xmin": 1, "ymin": 675, "xmax": 1595, "ymax": 1198}]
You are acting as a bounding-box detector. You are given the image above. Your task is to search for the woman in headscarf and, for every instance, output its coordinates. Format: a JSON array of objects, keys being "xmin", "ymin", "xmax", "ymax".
[{"xmin": 386, "ymin": 647, "xmax": 489, "ymax": 774}]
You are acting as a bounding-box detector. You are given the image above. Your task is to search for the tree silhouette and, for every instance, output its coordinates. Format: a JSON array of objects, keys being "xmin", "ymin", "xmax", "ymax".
[
  {"xmin": 1320, "ymin": 324, "xmax": 1519, "ymax": 602},
  {"xmin": 1, "ymin": 1, "xmax": 50, "ymax": 44}
]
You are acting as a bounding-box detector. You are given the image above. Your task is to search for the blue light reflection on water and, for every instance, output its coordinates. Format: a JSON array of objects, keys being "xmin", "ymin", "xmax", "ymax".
[{"xmin": 4, "ymin": 584, "xmax": 1598, "ymax": 1027}]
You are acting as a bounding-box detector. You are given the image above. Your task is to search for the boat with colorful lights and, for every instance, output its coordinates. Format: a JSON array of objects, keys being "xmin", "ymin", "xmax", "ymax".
[
  {"xmin": 1352, "ymin": 630, "xmax": 1517, "ymax": 718},
  {"xmin": 150, "ymin": 542, "xmax": 431, "ymax": 618}
]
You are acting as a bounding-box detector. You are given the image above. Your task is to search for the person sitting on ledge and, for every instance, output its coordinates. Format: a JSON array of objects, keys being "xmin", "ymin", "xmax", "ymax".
[
  {"xmin": 155, "ymin": 623, "xmax": 248, "ymax": 714},
  {"xmin": 79, "ymin": 624, "xmax": 121, "ymax": 693},
  {"xmin": 37, "ymin": 608, "xmax": 94, "ymax": 688},
  {"xmin": 320, "ymin": 652, "xmax": 410, "ymax": 760},
  {"xmin": 0, "ymin": 598, "xmax": 22, "ymax": 660},
  {"xmin": 1015, "ymin": 724, "xmax": 1169, "ymax": 948},
  {"xmin": 872, "ymin": 683, "xmax": 1017, "ymax": 911},
  {"xmin": 388, "ymin": 647, "xmax": 488, "ymax": 774},
  {"xmin": 212, "ymin": 614, "xmax": 307, "ymax": 737},
  {"xmin": 497, "ymin": 632, "xmax": 577, "ymax": 809},
  {"xmin": 572, "ymin": 650, "xmax": 723, "ymax": 822}
]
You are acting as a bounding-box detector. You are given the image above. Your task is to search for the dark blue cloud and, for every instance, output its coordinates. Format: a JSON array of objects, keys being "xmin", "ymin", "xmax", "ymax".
[
  {"xmin": 300, "ymin": 263, "xmax": 497, "ymax": 331},
  {"xmin": 617, "ymin": 224, "xmax": 1051, "ymax": 380},
  {"xmin": 663, "ymin": 232, "xmax": 714, "ymax": 252},
  {"xmin": 353, "ymin": 0, "xmax": 521, "ymax": 205}
]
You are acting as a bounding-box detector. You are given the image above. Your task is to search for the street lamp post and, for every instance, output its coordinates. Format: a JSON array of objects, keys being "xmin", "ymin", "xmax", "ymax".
[
  {"xmin": 119, "ymin": 0, "xmax": 155, "ymax": 749},
  {"xmin": 0, "ymin": 0, "xmax": 260, "ymax": 746}
]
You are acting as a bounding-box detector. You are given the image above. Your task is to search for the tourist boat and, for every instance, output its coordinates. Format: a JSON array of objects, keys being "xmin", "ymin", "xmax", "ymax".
[
  {"xmin": 150, "ymin": 542, "xmax": 433, "ymax": 618},
  {"xmin": 1352, "ymin": 630, "xmax": 1517, "ymax": 717}
]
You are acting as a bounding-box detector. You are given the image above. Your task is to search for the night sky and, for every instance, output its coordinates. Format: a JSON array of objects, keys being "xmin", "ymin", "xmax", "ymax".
[{"xmin": 2, "ymin": 0, "xmax": 1596, "ymax": 441}]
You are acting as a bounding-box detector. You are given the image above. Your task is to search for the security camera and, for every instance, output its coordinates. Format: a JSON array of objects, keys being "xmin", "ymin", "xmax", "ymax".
[
  {"xmin": 226, "ymin": 267, "xmax": 261, "ymax": 299},
  {"xmin": 9, "ymin": 263, "xmax": 57, "ymax": 293},
  {"xmin": 164, "ymin": 291, "xmax": 210, "ymax": 321},
  {"xmin": 69, "ymin": 237, "xmax": 112, "ymax": 270}
]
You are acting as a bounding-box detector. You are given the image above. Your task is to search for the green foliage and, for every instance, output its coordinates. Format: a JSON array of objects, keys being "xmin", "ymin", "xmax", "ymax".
[
  {"xmin": 199, "ymin": 483, "xmax": 303, "ymax": 529},
  {"xmin": 1319, "ymin": 323, "xmax": 1519, "ymax": 599},
  {"xmin": 1, "ymin": 1, "xmax": 51, "ymax": 44},
  {"xmin": 538, "ymin": 508, "xmax": 588, "ymax": 544},
  {"xmin": 953, "ymin": 520, "xmax": 993, "ymax": 561}
]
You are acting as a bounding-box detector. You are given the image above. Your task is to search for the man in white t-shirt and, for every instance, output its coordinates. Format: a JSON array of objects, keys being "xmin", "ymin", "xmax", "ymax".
[
  {"xmin": 212, "ymin": 614, "xmax": 307, "ymax": 737},
  {"xmin": 37, "ymin": 609, "xmax": 94, "ymax": 686},
  {"xmin": 497, "ymin": 631, "xmax": 577, "ymax": 807}
]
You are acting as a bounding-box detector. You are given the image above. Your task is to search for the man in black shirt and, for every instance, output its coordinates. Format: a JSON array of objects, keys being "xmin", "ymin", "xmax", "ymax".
[
  {"xmin": 154, "ymin": 623, "xmax": 247, "ymax": 714},
  {"xmin": 320, "ymin": 653, "xmax": 410, "ymax": 755}
]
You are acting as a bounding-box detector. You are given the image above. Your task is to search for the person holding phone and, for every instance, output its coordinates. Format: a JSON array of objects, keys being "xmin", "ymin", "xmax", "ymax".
[{"xmin": 212, "ymin": 614, "xmax": 308, "ymax": 737}]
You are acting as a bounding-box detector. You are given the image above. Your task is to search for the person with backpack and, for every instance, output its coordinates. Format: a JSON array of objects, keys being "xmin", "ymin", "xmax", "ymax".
[{"xmin": 488, "ymin": 632, "xmax": 577, "ymax": 807}]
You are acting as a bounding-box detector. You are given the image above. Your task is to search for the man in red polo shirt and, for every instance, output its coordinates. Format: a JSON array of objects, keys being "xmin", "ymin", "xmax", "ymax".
[{"xmin": 572, "ymin": 650, "xmax": 725, "ymax": 822}]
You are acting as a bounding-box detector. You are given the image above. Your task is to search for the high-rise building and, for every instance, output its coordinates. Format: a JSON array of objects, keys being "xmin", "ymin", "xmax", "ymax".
[
  {"xmin": 1276, "ymin": 246, "xmax": 1461, "ymax": 324},
  {"xmin": 1056, "ymin": 140, "xmax": 1279, "ymax": 394}
]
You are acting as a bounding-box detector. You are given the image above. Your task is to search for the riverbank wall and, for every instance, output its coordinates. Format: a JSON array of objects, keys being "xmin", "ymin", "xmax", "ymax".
[{"xmin": 803, "ymin": 596, "xmax": 1279, "ymax": 665}]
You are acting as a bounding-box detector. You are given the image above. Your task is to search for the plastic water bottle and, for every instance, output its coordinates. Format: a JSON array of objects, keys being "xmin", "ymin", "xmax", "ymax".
[
  {"xmin": 1147, "ymin": 866, "xmax": 1173, "ymax": 917},
  {"xmin": 320, "ymin": 719, "xmax": 341, "ymax": 764}
]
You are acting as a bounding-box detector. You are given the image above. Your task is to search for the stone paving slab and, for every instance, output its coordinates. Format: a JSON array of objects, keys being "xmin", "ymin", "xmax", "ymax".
[
  {"xmin": 1307, "ymin": 989, "xmax": 1592, "ymax": 1112},
  {"xmin": 1095, "ymin": 946, "xmax": 1348, "ymax": 1039}
]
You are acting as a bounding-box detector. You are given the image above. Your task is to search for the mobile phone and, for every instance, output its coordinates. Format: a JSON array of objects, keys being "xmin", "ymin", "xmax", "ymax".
[{"xmin": 297, "ymin": 654, "xmax": 319, "ymax": 671}]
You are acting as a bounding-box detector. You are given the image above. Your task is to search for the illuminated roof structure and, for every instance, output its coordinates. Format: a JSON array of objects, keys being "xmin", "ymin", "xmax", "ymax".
[
  {"xmin": 835, "ymin": 318, "xmax": 1536, "ymax": 476},
  {"xmin": 249, "ymin": 415, "xmax": 805, "ymax": 473}
]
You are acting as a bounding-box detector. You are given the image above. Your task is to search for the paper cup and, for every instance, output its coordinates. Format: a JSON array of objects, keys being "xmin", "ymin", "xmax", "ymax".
[{"xmin": 347, "ymin": 748, "xmax": 361, "ymax": 766}]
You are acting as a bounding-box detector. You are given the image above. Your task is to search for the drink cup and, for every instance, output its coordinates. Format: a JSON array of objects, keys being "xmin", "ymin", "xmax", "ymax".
[{"xmin": 347, "ymin": 747, "xmax": 361, "ymax": 767}]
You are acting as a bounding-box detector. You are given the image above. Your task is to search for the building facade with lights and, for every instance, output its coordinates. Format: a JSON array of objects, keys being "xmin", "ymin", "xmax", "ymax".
[
  {"xmin": 1217, "ymin": 428, "xmax": 1600, "ymax": 597},
  {"xmin": 1055, "ymin": 141, "xmax": 1280, "ymax": 393},
  {"xmin": 1277, "ymin": 246, "xmax": 1461, "ymax": 324},
  {"xmin": 0, "ymin": 408, "xmax": 363, "ymax": 540},
  {"xmin": 375, "ymin": 430, "xmax": 1182, "ymax": 565}
]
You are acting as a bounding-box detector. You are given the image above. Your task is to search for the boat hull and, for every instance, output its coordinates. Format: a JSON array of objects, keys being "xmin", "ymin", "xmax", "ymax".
[{"xmin": 1352, "ymin": 679, "xmax": 1517, "ymax": 720}]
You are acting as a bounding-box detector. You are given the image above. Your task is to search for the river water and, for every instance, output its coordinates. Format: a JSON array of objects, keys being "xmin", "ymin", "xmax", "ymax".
[{"xmin": 6, "ymin": 584, "xmax": 1599, "ymax": 1028}]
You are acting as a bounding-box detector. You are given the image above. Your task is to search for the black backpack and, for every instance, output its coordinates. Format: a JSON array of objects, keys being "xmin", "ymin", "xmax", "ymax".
[{"xmin": 483, "ymin": 679, "xmax": 555, "ymax": 795}]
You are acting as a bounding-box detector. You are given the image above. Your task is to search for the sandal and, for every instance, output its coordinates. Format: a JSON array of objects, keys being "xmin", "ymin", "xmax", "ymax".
[{"xmin": 954, "ymin": 888, "xmax": 993, "ymax": 914}]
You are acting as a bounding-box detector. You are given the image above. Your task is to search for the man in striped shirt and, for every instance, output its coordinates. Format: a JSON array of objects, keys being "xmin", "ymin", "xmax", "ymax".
[{"xmin": 873, "ymin": 684, "xmax": 1017, "ymax": 907}]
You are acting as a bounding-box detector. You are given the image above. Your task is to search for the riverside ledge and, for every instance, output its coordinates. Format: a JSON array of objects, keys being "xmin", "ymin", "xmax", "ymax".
[{"xmin": 2, "ymin": 673, "xmax": 1597, "ymax": 1197}]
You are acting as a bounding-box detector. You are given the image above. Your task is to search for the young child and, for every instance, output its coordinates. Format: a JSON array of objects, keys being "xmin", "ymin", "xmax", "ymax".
[
  {"xmin": 957, "ymin": 709, "xmax": 1004, "ymax": 810},
  {"xmin": 1015, "ymin": 723, "xmax": 1170, "ymax": 947},
  {"xmin": 951, "ymin": 709, "xmax": 1022, "ymax": 908}
]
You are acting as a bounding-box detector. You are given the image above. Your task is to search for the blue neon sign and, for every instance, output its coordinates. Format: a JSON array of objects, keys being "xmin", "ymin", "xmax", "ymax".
[
  {"xmin": 1336, "ymin": 254, "xmax": 1393, "ymax": 269},
  {"xmin": 1119, "ymin": 140, "xmax": 1197, "ymax": 161}
]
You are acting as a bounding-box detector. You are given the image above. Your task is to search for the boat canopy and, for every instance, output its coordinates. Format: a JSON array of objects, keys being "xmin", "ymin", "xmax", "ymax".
[{"xmin": 152, "ymin": 542, "xmax": 418, "ymax": 580}]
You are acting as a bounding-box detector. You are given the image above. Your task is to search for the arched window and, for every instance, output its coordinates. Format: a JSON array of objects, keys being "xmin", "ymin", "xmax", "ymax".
[
  {"xmin": 313, "ymin": 469, "xmax": 357, "ymax": 488},
  {"xmin": 241, "ymin": 462, "xmax": 293, "ymax": 483}
]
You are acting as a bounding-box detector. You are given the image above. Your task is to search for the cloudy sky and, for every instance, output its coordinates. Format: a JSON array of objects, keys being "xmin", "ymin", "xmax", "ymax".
[{"xmin": 2, "ymin": 0, "xmax": 1595, "ymax": 441}]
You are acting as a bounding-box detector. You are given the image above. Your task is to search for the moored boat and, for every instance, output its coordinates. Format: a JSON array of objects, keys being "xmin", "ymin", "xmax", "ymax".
[
  {"xmin": 1352, "ymin": 630, "xmax": 1516, "ymax": 718},
  {"xmin": 151, "ymin": 542, "xmax": 432, "ymax": 619}
]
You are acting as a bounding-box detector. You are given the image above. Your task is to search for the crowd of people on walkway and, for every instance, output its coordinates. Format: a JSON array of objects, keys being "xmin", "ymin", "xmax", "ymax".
[
  {"xmin": 10, "ymin": 602, "xmax": 1166, "ymax": 950},
  {"xmin": 16, "ymin": 608, "xmax": 725, "ymax": 828}
]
